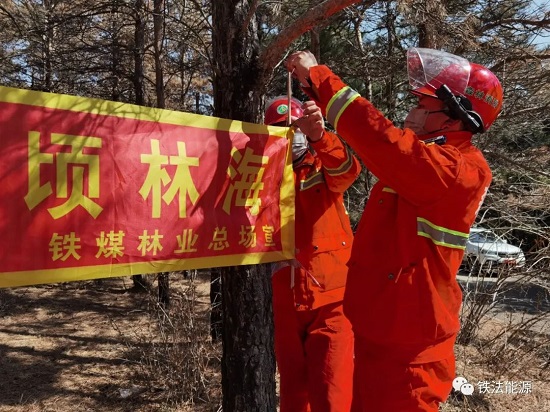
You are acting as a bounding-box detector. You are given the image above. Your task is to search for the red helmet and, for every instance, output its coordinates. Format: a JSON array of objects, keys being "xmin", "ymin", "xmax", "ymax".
[
  {"xmin": 407, "ymin": 48, "xmax": 503, "ymax": 132},
  {"xmin": 264, "ymin": 96, "xmax": 303, "ymax": 125}
]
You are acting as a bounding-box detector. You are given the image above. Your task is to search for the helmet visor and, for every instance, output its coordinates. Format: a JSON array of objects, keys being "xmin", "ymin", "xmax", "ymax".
[{"xmin": 407, "ymin": 48, "xmax": 471, "ymax": 96}]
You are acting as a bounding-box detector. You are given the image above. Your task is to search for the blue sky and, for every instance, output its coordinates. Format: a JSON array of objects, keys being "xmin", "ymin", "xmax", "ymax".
[{"xmin": 531, "ymin": 0, "xmax": 550, "ymax": 48}]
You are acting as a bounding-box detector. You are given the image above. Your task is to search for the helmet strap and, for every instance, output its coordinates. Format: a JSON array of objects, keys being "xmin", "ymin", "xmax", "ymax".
[{"xmin": 435, "ymin": 85, "xmax": 484, "ymax": 133}]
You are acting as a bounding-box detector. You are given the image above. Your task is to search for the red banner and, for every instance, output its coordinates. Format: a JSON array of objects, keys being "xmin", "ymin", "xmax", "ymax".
[{"xmin": 0, "ymin": 86, "xmax": 295, "ymax": 287}]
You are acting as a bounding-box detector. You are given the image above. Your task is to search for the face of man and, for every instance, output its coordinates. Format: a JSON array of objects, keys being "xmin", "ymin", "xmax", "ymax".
[
  {"xmin": 404, "ymin": 95, "xmax": 455, "ymax": 136},
  {"xmin": 291, "ymin": 130, "xmax": 309, "ymax": 164},
  {"xmin": 271, "ymin": 120, "xmax": 309, "ymax": 166}
]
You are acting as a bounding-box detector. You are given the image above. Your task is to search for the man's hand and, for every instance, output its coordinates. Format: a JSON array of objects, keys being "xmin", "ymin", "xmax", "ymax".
[
  {"xmin": 285, "ymin": 50, "xmax": 318, "ymax": 87},
  {"xmin": 295, "ymin": 101, "xmax": 324, "ymax": 142}
]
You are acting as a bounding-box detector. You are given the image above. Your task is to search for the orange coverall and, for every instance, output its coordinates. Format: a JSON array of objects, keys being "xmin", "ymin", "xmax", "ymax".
[
  {"xmin": 272, "ymin": 130, "xmax": 360, "ymax": 412},
  {"xmin": 301, "ymin": 66, "xmax": 492, "ymax": 411}
]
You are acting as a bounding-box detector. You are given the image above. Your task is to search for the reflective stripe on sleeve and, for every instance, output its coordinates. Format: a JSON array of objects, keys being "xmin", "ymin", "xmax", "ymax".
[
  {"xmin": 326, "ymin": 87, "xmax": 360, "ymax": 129},
  {"xmin": 323, "ymin": 147, "xmax": 354, "ymax": 176},
  {"xmin": 299, "ymin": 171, "xmax": 325, "ymax": 191},
  {"xmin": 417, "ymin": 217, "xmax": 469, "ymax": 250}
]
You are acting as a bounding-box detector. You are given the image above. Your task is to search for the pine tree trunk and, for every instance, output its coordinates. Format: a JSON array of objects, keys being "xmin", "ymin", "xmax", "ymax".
[
  {"xmin": 132, "ymin": 0, "xmax": 146, "ymax": 105},
  {"xmin": 153, "ymin": 0, "xmax": 165, "ymax": 108},
  {"xmin": 221, "ymin": 265, "xmax": 276, "ymax": 411},
  {"xmin": 212, "ymin": 1, "xmax": 276, "ymax": 410}
]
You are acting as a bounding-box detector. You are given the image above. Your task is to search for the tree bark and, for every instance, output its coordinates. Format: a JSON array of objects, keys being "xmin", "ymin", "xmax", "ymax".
[
  {"xmin": 212, "ymin": 1, "xmax": 266, "ymax": 123},
  {"xmin": 220, "ymin": 265, "xmax": 276, "ymax": 412},
  {"xmin": 108, "ymin": 0, "xmax": 122, "ymax": 102},
  {"xmin": 212, "ymin": 1, "xmax": 275, "ymax": 410},
  {"xmin": 130, "ymin": 0, "xmax": 147, "ymax": 289},
  {"xmin": 43, "ymin": 0, "xmax": 53, "ymax": 92},
  {"xmin": 158, "ymin": 272, "xmax": 170, "ymax": 308},
  {"xmin": 132, "ymin": 0, "xmax": 146, "ymax": 105},
  {"xmin": 210, "ymin": 1, "xmax": 367, "ymax": 409},
  {"xmin": 153, "ymin": 0, "xmax": 165, "ymax": 108}
]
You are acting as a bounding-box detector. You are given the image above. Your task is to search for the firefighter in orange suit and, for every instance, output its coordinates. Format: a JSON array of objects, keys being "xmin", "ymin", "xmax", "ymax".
[
  {"xmin": 285, "ymin": 48, "xmax": 503, "ymax": 412},
  {"xmin": 265, "ymin": 96, "xmax": 361, "ymax": 412}
]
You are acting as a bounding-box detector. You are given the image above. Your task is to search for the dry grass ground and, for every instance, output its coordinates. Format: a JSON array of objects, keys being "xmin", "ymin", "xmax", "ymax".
[
  {"xmin": 0, "ymin": 274, "xmax": 221, "ymax": 412},
  {"xmin": 0, "ymin": 272, "xmax": 548, "ymax": 411}
]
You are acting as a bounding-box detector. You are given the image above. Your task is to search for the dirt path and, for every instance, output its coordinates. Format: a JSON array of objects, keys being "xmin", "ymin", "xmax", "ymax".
[{"xmin": 0, "ymin": 275, "xmax": 214, "ymax": 412}]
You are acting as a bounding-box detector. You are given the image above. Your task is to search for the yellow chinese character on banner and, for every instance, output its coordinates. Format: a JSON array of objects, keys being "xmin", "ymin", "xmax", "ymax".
[
  {"xmin": 139, "ymin": 140, "xmax": 170, "ymax": 218},
  {"xmin": 140, "ymin": 139, "xmax": 199, "ymax": 218},
  {"xmin": 262, "ymin": 225, "xmax": 276, "ymax": 247},
  {"xmin": 223, "ymin": 147, "xmax": 268, "ymax": 216},
  {"xmin": 49, "ymin": 232, "xmax": 81, "ymax": 261},
  {"xmin": 238, "ymin": 225, "xmax": 256, "ymax": 248},
  {"xmin": 163, "ymin": 141, "xmax": 200, "ymax": 218},
  {"xmin": 208, "ymin": 227, "xmax": 229, "ymax": 251},
  {"xmin": 25, "ymin": 131, "xmax": 103, "ymax": 219},
  {"xmin": 137, "ymin": 229, "xmax": 164, "ymax": 256},
  {"xmin": 175, "ymin": 229, "xmax": 198, "ymax": 253},
  {"xmin": 96, "ymin": 230, "xmax": 125, "ymax": 258}
]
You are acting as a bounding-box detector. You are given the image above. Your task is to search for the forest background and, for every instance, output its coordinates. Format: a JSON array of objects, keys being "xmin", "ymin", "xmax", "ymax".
[{"xmin": 0, "ymin": 0, "xmax": 549, "ymax": 411}]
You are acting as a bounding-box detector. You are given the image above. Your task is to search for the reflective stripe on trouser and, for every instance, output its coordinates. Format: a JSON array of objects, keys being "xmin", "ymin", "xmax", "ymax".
[
  {"xmin": 351, "ymin": 336, "xmax": 455, "ymax": 412},
  {"xmin": 272, "ymin": 287, "xmax": 354, "ymax": 412}
]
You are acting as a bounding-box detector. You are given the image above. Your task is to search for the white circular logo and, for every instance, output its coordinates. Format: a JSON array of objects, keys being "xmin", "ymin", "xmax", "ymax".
[
  {"xmin": 276, "ymin": 104, "xmax": 289, "ymax": 115},
  {"xmin": 453, "ymin": 376, "xmax": 468, "ymax": 391},
  {"xmin": 461, "ymin": 383, "xmax": 475, "ymax": 396},
  {"xmin": 453, "ymin": 376, "xmax": 474, "ymax": 396}
]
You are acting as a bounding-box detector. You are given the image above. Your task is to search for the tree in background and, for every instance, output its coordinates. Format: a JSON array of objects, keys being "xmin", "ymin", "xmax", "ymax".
[{"xmin": 211, "ymin": 1, "xmax": 365, "ymax": 409}]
